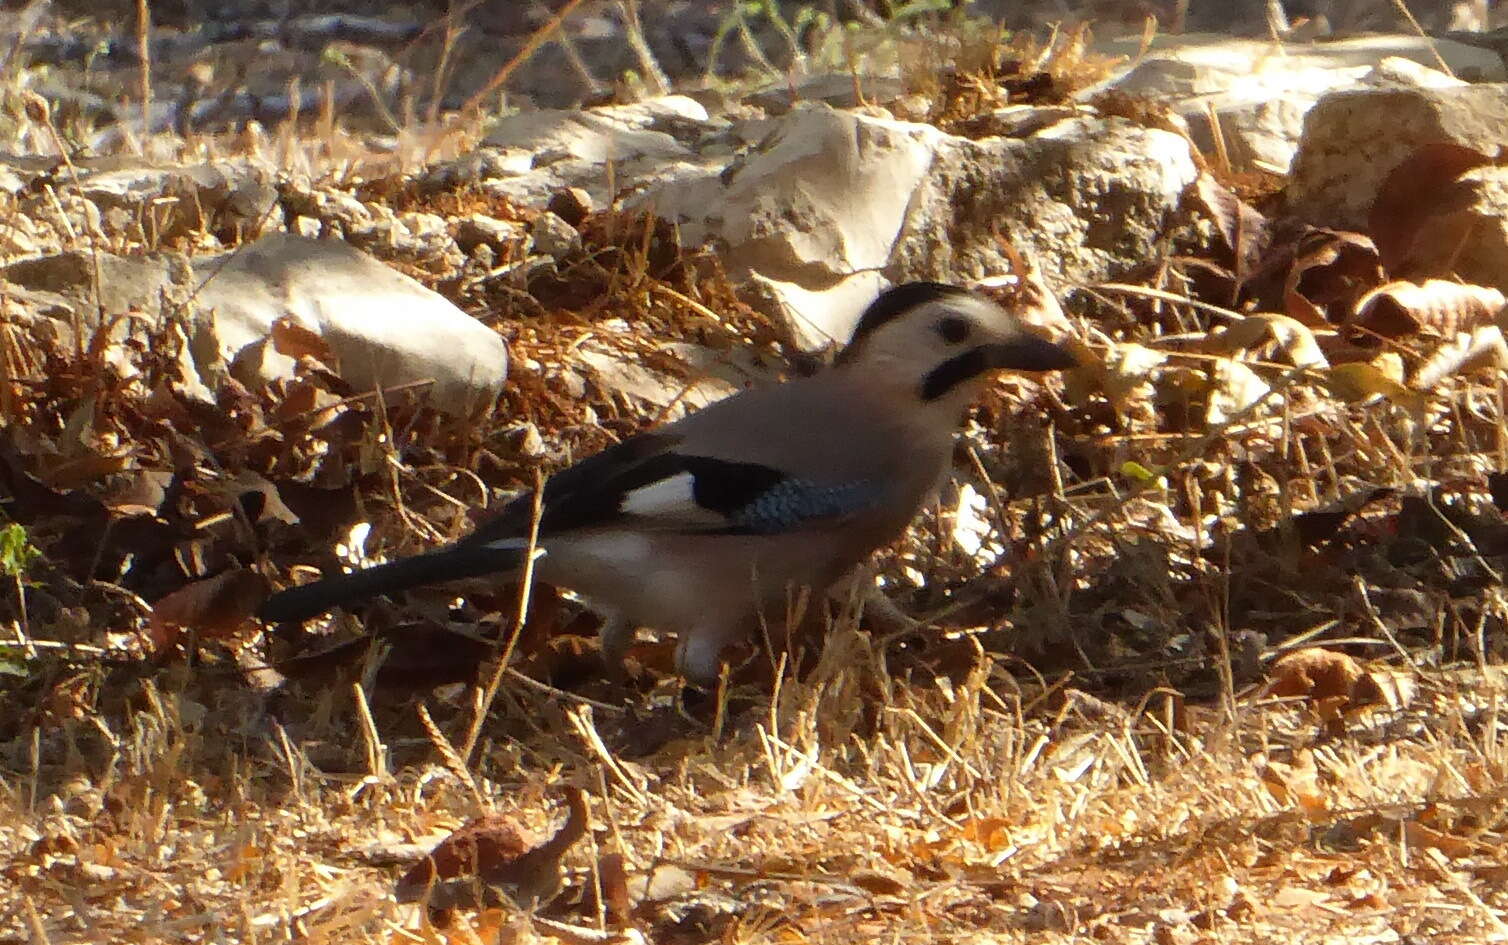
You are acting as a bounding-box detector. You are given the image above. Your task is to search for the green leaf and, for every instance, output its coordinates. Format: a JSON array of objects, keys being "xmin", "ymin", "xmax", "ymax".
[
  {"xmin": 0, "ymin": 523, "xmax": 40, "ymax": 577},
  {"xmin": 1120, "ymin": 461, "xmax": 1159, "ymax": 483}
]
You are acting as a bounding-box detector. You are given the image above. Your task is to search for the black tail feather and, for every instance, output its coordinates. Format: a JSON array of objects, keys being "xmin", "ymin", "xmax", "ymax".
[{"xmin": 258, "ymin": 543, "xmax": 534, "ymax": 623}]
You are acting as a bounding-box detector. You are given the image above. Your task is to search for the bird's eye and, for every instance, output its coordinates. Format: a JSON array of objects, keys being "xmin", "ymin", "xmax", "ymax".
[{"xmin": 936, "ymin": 316, "xmax": 971, "ymax": 344}]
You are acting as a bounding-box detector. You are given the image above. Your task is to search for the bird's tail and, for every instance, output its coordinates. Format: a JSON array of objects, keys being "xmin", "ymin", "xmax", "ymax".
[{"xmin": 258, "ymin": 542, "xmax": 540, "ymax": 623}]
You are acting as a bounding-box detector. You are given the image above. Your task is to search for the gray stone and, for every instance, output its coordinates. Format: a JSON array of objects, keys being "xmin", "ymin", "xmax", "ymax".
[
  {"xmin": 1086, "ymin": 33, "xmax": 1504, "ymax": 172},
  {"xmin": 68, "ymin": 160, "xmax": 278, "ymax": 240},
  {"xmin": 575, "ymin": 332, "xmax": 765, "ymax": 420},
  {"xmin": 1287, "ymin": 82, "xmax": 1508, "ymax": 229},
  {"xmin": 482, "ymin": 95, "xmax": 709, "ymax": 162},
  {"xmin": 194, "ymin": 234, "xmax": 506, "ymax": 416},
  {"xmin": 641, "ymin": 104, "xmax": 1196, "ymax": 349},
  {"xmin": 2, "ymin": 250, "xmax": 190, "ymax": 325},
  {"xmin": 476, "ymin": 96, "xmax": 723, "ymax": 209},
  {"xmin": 1, "ymin": 235, "xmax": 507, "ymax": 416},
  {"xmin": 746, "ymin": 73, "xmax": 909, "ymax": 114},
  {"xmin": 455, "ymin": 214, "xmax": 525, "ymax": 254},
  {"xmin": 889, "ymin": 117, "xmax": 1198, "ymax": 287},
  {"xmin": 418, "ymin": 148, "xmax": 534, "ymax": 191},
  {"xmin": 644, "ymin": 105, "xmax": 940, "ymax": 348},
  {"xmin": 528, "ymin": 211, "xmax": 582, "ymax": 260},
  {"xmin": 395, "ymin": 211, "xmax": 463, "ymax": 265},
  {"xmin": 546, "ymin": 187, "xmax": 593, "ymax": 227}
]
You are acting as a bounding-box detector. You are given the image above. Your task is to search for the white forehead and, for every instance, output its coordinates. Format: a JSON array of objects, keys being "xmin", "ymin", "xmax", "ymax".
[{"xmin": 834, "ymin": 291, "xmax": 1013, "ymax": 372}]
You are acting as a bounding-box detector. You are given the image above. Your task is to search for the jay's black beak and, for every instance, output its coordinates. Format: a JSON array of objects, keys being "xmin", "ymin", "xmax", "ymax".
[{"xmin": 982, "ymin": 334, "xmax": 1078, "ymax": 372}]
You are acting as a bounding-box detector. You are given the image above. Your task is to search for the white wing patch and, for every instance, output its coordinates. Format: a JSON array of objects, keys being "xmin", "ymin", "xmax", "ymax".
[{"xmin": 618, "ymin": 471, "xmax": 725, "ymax": 525}]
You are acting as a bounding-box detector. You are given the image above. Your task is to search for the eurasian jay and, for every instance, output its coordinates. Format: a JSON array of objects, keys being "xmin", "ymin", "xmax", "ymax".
[{"xmin": 259, "ymin": 282, "xmax": 1076, "ymax": 684}]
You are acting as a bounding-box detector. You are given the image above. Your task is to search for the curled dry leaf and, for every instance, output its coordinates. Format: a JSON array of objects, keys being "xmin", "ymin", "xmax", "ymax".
[
  {"xmin": 851, "ymin": 867, "xmax": 912, "ymax": 896},
  {"xmin": 1190, "ymin": 172, "xmax": 1271, "ymax": 273},
  {"xmin": 396, "ymin": 813, "xmax": 529, "ymax": 903},
  {"xmin": 396, "ymin": 787, "xmax": 590, "ymax": 909},
  {"xmin": 35, "ymin": 449, "xmax": 133, "ymax": 492},
  {"xmin": 1369, "ymin": 143, "xmax": 1497, "ymax": 276},
  {"xmin": 269, "ymin": 378, "xmax": 347, "ymax": 427},
  {"xmin": 270, "ymin": 315, "xmax": 338, "ymax": 366},
  {"xmin": 1207, "ymin": 313, "xmax": 1328, "ymax": 369},
  {"xmin": 1348, "ymin": 669, "xmax": 1418, "ymax": 713},
  {"xmin": 1403, "ymin": 820, "xmax": 1479, "ymax": 858},
  {"xmin": 597, "ymin": 852, "xmax": 633, "ymax": 924},
  {"xmin": 1257, "ymin": 749, "xmax": 1328, "ymax": 818},
  {"xmin": 1351, "ymin": 280, "xmax": 1505, "ymax": 339},
  {"xmin": 975, "ymin": 236, "xmax": 1075, "ymax": 337},
  {"xmin": 100, "ymin": 468, "xmax": 175, "ymax": 517},
  {"xmin": 147, "ymin": 567, "xmax": 271, "ymax": 651},
  {"xmin": 1411, "ymin": 325, "xmax": 1508, "ymax": 389},
  {"xmin": 1269, "ymin": 647, "xmax": 1362, "ymax": 701},
  {"xmin": 1283, "ymin": 229, "xmax": 1385, "ymax": 326}
]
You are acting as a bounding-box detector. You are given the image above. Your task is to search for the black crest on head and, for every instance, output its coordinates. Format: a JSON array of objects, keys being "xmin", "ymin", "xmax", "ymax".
[{"xmin": 837, "ymin": 281, "xmax": 974, "ymax": 363}]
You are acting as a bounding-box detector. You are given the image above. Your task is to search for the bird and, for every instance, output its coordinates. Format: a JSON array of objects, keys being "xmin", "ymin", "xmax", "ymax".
[{"xmin": 258, "ymin": 281, "xmax": 1076, "ymax": 685}]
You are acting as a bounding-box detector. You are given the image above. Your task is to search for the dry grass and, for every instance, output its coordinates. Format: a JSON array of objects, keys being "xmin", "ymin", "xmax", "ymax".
[{"xmin": 3, "ymin": 632, "xmax": 1506, "ymax": 943}]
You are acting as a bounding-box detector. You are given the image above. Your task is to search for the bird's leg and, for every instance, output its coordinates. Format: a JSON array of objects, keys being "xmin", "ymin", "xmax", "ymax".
[
  {"xmin": 675, "ymin": 622, "xmax": 745, "ymax": 689},
  {"xmin": 831, "ymin": 566, "xmax": 920, "ymax": 635},
  {"xmin": 859, "ymin": 584, "xmax": 920, "ymax": 635},
  {"xmin": 597, "ymin": 612, "xmax": 633, "ymax": 677}
]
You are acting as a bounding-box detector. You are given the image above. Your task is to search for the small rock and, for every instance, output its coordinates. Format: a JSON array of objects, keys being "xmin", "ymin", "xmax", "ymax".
[
  {"xmin": 546, "ymin": 187, "xmax": 593, "ymax": 227},
  {"xmin": 529, "ymin": 211, "xmax": 581, "ymax": 260},
  {"xmin": 396, "ymin": 211, "xmax": 459, "ymax": 261},
  {"xmin": 0, "ymin": 220, "xmax": 39, "ymax": 256},
  {"xmin": 455, "ymin": 213, "xmax": 525, "ymax": 253},
  {"xmin": 68, "ymin": 160, "xmax": 278, "ymax": 241},
  {"xmin": 3, "ymin": 250, "xmax": 191, "ymax": 327},
  {"xmin": 746, "ymin": 72, "xmax": 908, "ymax": 114},
  {"xmin": 193, "ymin": 233, "xmax": 507, "ymax": 416},
  {"xmin": 314, "ymin": 189, "xmax": 374, "ymax": 233},
  {"xmin": 472, "ymin": 95, "xmax": 723, "ymax": 208},
  {"xmin": 482, "ymin": 97, "xmax": 706, "ymax": 163},
  {"xmin": 575, "ymin": 333, "xmax": 763, "ymax": 419},
  {"xmin": 418, "ymin": 147, "xmax": 534, "ymax": 190}
]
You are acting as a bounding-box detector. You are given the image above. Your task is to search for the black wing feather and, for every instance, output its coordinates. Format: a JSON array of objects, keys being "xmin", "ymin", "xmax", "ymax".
[{"xmin": 462, "ymin": 434, "xmax": 877, "ymax": 544}]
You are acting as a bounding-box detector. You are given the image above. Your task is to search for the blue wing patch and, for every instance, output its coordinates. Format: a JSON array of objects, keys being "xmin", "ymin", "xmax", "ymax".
[{"xmin": 724, "ymin": 478, "xmax": 880, "ymax": 534}]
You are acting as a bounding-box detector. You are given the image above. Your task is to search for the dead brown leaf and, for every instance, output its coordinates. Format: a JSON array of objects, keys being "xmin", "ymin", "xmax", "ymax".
[
  {"xmin": 1283, "ymin": 230, "xmax": 1385, "ymax": 326},
  {"xmin": 1403, "ymin": 820, "xmax": 1478, "ymax": 858},
  {"xmin": 270, "ymin": 316, "xmax": 338, "ymax": 366},
  {"xmin": 1369, "ymin": 143, "xmax": 1497, "ymax": 276},
  {"xmin": 396, "ymin": 788, "xmax": 590, "ymax": 909},
  {"xmin": 1348, "ymin": 670, "xmax": 1418, "ymax": 713},
  {"xmin": 1065, "ymin": 341, "xmax": 1166, "ymax": 429},
  {"xmin": 1268, "ymin": 647, "xmax": 1362, "ymax": 701},
  {"xmin": 396, "ymin": 814, "xmax": 531, "ymax": 903},
  {"xmin": 1321, "ymin": 359, "xmax": 1426, "ymax": 413},
  {"xmin": 1205, "ymin": 358, "xmax": 1275, "ymax": 425},
  {"xmin": 598, "ymin": 851, "xmax": 633, "ymax": 924},
  {"xmin": 1411, "ymin": 325, "xmax": 1508, "ymax": 389},
  {"xmin": 1190, "ymin": 172, "xmax": 1271, "ymax": 274},
  {"xmin": 1351, "ymin": 280, "xmax": 1504, "ymax": 339},
  {"xmin": 147, "ymin": 567, "xmax": 271, "ymax": 651},
  {"xmin": 1206, "ymin": 313, "xmax": 1328, "ymax": 369}
]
